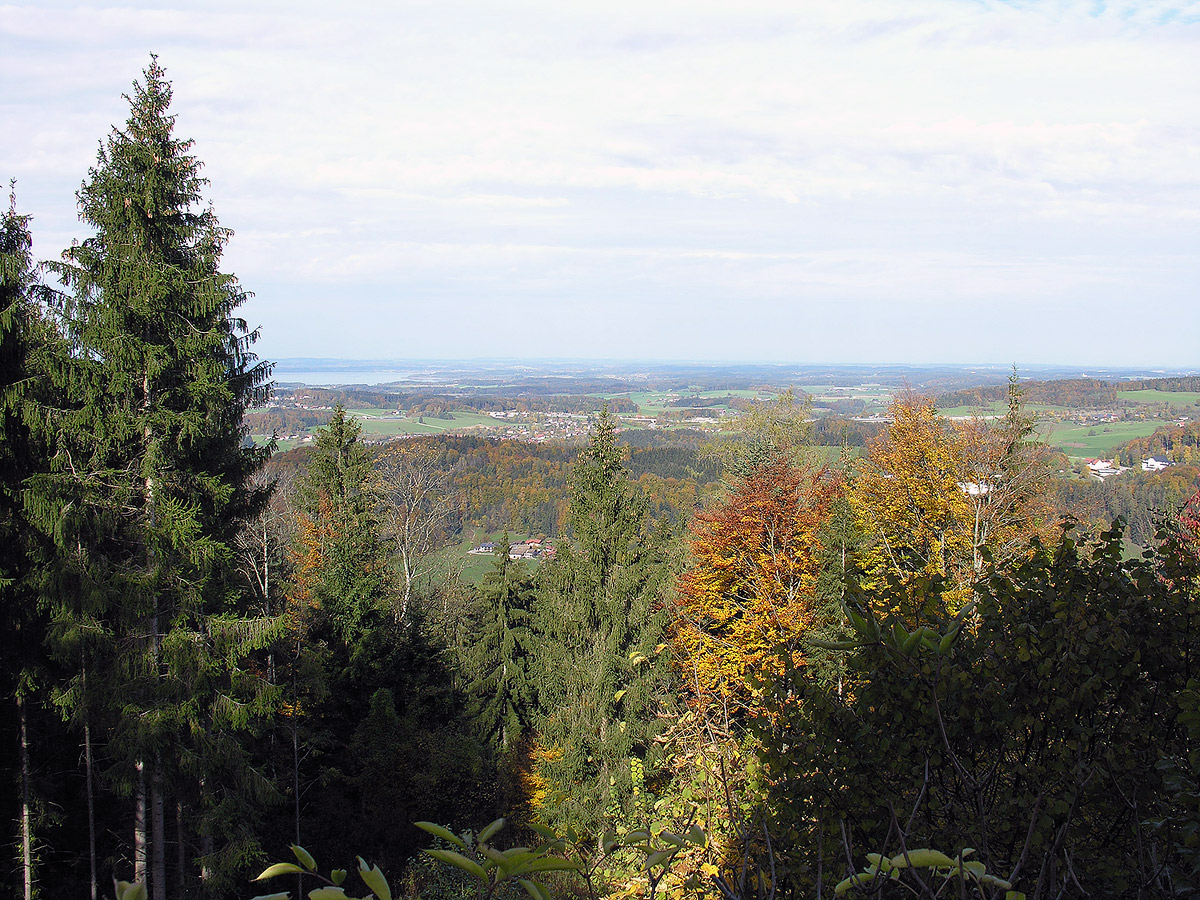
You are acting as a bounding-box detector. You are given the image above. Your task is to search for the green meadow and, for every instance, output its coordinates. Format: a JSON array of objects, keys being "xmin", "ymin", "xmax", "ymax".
[
  {"xmin": 938, "ymin": 401, "xmax": 1067, "ymax": 417},
  {"xmin": 344, "ymin": 409, "xmax": 502, "ymax": 435},
  {"xmin": 1041, "ymin": 420, "xmax": 1164, "ymax": 459}
]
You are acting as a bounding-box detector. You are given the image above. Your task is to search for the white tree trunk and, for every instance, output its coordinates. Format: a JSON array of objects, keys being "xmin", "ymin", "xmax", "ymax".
[
  {"xmin": 134, "ymin": 760, "xmax": 147, "ymax": 885},
  {"xmin": 19, "ymin": 692, "xmax": 32, "ymax": 900},
  {"xmin": 85, "ymin": 703, "xmax": 97, "ymax": 900}
]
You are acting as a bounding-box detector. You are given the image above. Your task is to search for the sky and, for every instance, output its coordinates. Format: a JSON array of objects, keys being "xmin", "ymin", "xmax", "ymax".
[{"xmin": 2, "ymin": 0, "xmax": 1198, "ymax": 368}]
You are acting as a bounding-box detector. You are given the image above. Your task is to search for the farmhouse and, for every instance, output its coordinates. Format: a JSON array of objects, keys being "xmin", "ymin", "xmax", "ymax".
[{"xmin": 1086, "ymin": 458, "xmax": 1123, "ymax": 480}]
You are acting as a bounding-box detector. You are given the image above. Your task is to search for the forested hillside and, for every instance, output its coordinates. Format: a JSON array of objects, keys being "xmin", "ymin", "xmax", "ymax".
[
  {"xmin": 938, "ymin": 375, "xmax": 1200, "ymax": 411},
  {"xmin": 1117, "ymin": 420, "xmax": 1200, "ymax": 466},
  {"xmin": 4, "ymin": 62, "xmax": 1200, "ymax": 900}
]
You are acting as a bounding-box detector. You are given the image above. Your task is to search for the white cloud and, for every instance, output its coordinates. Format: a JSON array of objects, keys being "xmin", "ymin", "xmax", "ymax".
[{"xmin": 3, "ymin": 0, "xmax": 1197, "ymax": 364}]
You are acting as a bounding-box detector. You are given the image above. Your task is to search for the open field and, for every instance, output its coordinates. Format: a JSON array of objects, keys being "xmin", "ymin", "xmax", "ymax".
[
  {"xmin": 800, "ymin": 384, "xmax": 893, "ymax": 414},
  {"xmin": 344, "ymin": 409, "xmax": 502, "ymax": 436},
  {"xmin": 938, "ymin": 401, "xmax": 1069, "ymax": 417},
  {"xmin": 1041, "ymin": 421, "xmax": 1165, "ymax": 459},
  {"xmin": 807, "ymin": 445, "xmax": 862, "ymax": 465},
  {"xmin": 607, "ymin": 389, "xmax": 774, "ymax": 416},
  {"xmin": 801, "ymin": 384, "xmax": 892, "ymax": 398},
  {"xmin": 251, "ymin": 436, "xmax": 307, "ymax": 452}
]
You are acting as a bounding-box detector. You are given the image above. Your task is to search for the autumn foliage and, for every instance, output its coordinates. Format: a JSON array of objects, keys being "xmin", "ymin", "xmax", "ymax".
[
  {"xmin": 1182, "ymin": 487, "xmax": 1200, "ymax": 546},
  {"xmin": 851, "ymin": 391, "xmax": 1055, "ymax": 616},
  {"xmin": 675, "ymin": 453, "xmax": 837, "ymax": 718}
]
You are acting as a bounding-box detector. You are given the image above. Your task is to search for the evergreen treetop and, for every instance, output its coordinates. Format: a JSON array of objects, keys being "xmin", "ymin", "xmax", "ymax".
[
  {"xmin": 35, "ymin": 57, "xmax": 278, "ymax": 898},
  {"xmin": 531, "ymin": 407, "xmax": 672, "ymax": 835},
  {"xmin": 50, "ymin": 55, "xmax": 271, "ymax": 551}
]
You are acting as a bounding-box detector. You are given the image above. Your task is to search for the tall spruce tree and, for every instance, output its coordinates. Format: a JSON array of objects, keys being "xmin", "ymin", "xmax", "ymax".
[
  {"xmin": 44, "ymin": 57, "xmax": 275, "ymax": 899},
  {"xmin": 291, "ymin": 406, "xmax": 389, "ymax": 638},
  {"xmin": 1, "ymin": 187, "xmax": 53, "ymax": 900},
  {"xmin": 531, "ymin": 408, "xmax": 672, "ymax": 835},
  {"xmin": 465, "ymin": 539, "xmax": 535, "ymax": 753}
]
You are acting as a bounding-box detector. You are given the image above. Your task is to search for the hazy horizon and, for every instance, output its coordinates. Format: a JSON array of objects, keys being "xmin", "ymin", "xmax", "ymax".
[{"xmin": 267, "ymin": 357, "xmax": 1198, "ymax": 388}]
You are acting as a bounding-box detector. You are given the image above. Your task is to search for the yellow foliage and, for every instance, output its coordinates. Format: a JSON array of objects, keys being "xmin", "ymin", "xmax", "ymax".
[
  {"xmin": 515, "ymin": 740, "xmax": 563, "ymax": 820},
  {"xmin": 852, "ymin": 393, "xmax": 1055, "ymax": 619}
]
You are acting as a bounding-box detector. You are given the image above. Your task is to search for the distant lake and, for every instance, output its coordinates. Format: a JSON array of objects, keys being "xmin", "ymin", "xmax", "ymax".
[{"xmin": 272, "ymin": 368, "xmax": 417, "ymax": 386}]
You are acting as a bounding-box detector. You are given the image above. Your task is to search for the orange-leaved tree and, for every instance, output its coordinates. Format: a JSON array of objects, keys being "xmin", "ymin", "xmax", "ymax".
[
  {"xmin": 674, "ymin": 392, "xmax": 838, "ymax": 722},
  {"xmin": 666, "ymin": 394, "xmax": 838, "ymax": 892},
  {"xmin": 676, "ymin": 454, "xmax": 837, "ymax": 719}
]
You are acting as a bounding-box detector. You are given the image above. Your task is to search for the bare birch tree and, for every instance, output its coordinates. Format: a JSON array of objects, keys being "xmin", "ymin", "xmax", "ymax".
[{"xmin": 376, "ymin": 441, "xmax": 459, "ymax": 621}]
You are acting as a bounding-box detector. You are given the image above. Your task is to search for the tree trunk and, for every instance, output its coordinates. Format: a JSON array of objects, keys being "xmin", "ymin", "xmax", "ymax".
[
  {"xmin": 199, "ymin": 776, "xmax": 213, "ymax": 890},
  {"xmin": 19, "ymin": 691, "xmax": 32, "ymax": 900},
  {"xmin": 152, "ymin": 756, "xmax": 166, "ymax": 900},
  {"xmin": 293, "ymin": 675, "xmax": 303, "ymax": 900},
  {"xmin": 176, "ymin": 799, "xmax": 186, "ymax": 900},
  {"xmin": 200, "ymin": 829, "xmax": 213, "ymax": 889},
  {"xmin": 134, "ymin": 759, "xmax": 147, "ymax": 885},
  {"xmin": 85, "ymin": 704, "xmax": 98, "ymax": 900},
  {"xmin": 142, "ymin": 371, "xmax": 158, "ymax": 895}
]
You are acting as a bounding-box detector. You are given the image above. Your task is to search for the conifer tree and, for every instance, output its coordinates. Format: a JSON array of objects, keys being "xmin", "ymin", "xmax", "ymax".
[
  {"xmin": 531, "ymin": 408, "xmax": 671, "ymax": 834},
  {"xmin": 1, "ymin": 186, "xmax": 53, "ymax": 900},
  {"xmin": 43, "ymin": 57, "xmax": 275, "ymax": 899},
  {"xmin": 280, "ymin": 408, "xmax": 484, "ymax": 869},
  {"xmin": 291, "ymin": 405, "xmax": 389, "ymax": 639},
  {"xmin": 465, "ymin": 538, "xmax": 535, "ymax": 753}
]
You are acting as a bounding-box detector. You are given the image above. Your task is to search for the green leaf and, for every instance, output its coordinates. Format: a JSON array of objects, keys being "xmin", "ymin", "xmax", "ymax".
[
  {"xmin": 644, "ymin": 849, "xmax": 677, "ymax": 869},
  {"xmin": 808, "ymin": 638, "xmax": 863, "ymax": 651},
  {"xmin": 979, "ymin": 874, "xmax": 1014, "ymax": 890},
  {"xmin": 498, "ymin": 848, "xmax": 539, "ymax": 872},
  {"xmin": 291, "ymin": 845, "xmax": 317, "ymax": 872},
  {"xmin": 835, "ymin": 871, "xmax": 879, "ymax": 895},
  {"xmin": 307, "ymin": 889, "xmax": 347, "ymax": 900},
  {"xmin": 425, "ymin": 848, "xmax": 487, "ymax": 881},
  {"xmin": 846, "ymin": 607, "xmax": 869, "ymax": 635},
  {"xmin": 938, "ymin": 629, "xmax": 958, "ymax": 655},
  {"xmin": 357, "ymin": 857, "xmax": 392, "ymax": 900},
  {"xmin": 250, "ymin": 894, "xmax": 291, "ymax": 900},
  {"xmin": 256, "ymin": 862, "xmax": 307, "ymax": 881},
  {"xmin": 355, "ymin": 859, "xmax": 393, "ymax": 900},
  {"xmin": 518, "ymin": 878, "xmax": 552, "ymax": 900},
  {"xmin": 331, "ymin": 870, "xmax": 347, "ymax": 885},
  {"xmin": 478, "ymin": 818, "xmax": 506, "ymax": 844},
  {"xmin": 117, "ymin": 884, "xmax": 148, "ymax": 900},
  {"xmin": 481, "ymin": 845, "xmax": 507, "ymax": 866},
  {"xmin": 613, "ymin": 689, "xmax": 627, "ymax": 702},
  {"xmin": 415, "ymin": 822, "xmax": 468, "ymax": 850},
  {"xmin": 523, "ymin": 857, "xmax": 583, "ymax": 874}
]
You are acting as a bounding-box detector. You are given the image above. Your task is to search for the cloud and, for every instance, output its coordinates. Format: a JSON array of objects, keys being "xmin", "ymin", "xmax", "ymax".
[{"xmin": 3, "ymin": 0, "xmax": 1197, "ymax": 364}]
